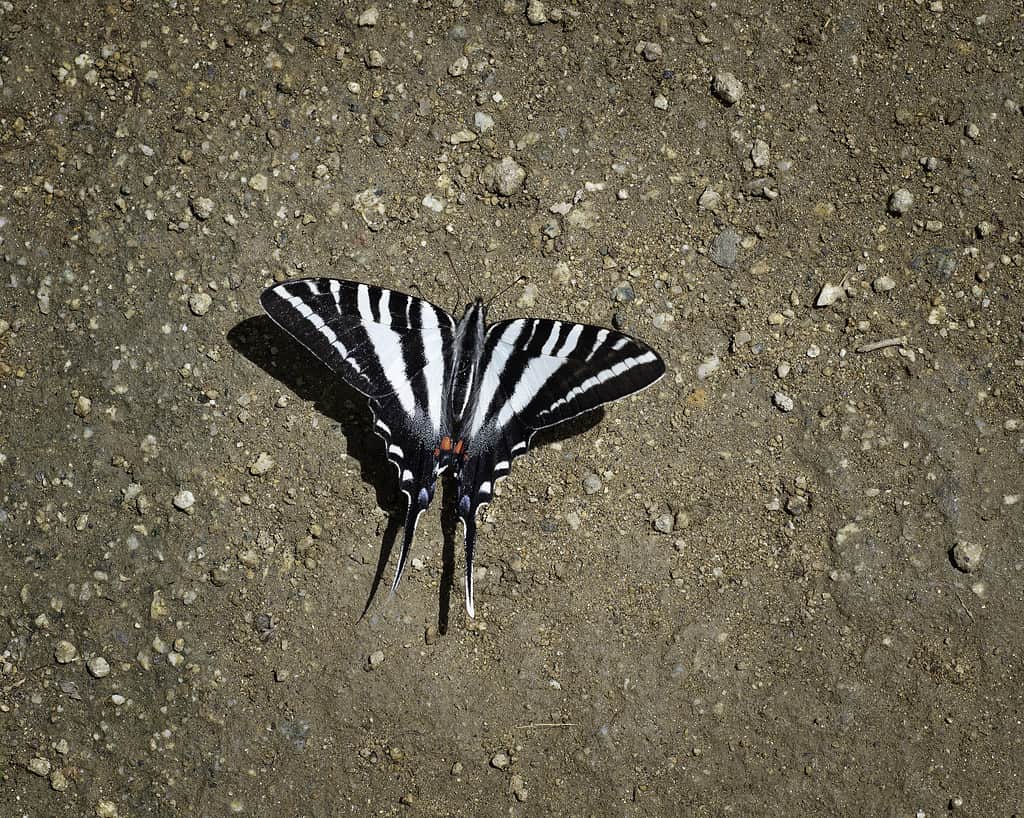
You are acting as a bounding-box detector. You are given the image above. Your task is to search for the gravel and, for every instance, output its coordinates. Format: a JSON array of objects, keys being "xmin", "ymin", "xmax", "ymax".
[
  {"xmin": 173, "ymin": 490, "xmax": 196, "ymax": 511},
  {"xmin": 490, "ymin": 751, "xmax": 511, "ymax": 770}
]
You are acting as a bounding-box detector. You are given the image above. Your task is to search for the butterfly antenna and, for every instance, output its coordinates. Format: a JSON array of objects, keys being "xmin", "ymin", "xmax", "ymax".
[
  {"xmin": 444, "ymin": 249, "xmax": 470, "ymax": 309},
  {"xmin": 486, "ymin": 274, "xmax": 527, "ymax": 310}
]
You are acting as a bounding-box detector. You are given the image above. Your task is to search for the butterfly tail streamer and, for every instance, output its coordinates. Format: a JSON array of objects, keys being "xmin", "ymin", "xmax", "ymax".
[{"xmin": 460, "ymin": 511, "xmax": 478, "ymax": 618}]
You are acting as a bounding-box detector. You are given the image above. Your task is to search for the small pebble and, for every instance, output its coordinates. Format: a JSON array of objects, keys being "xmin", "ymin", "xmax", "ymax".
[
  {"xmin": 481, "ymin": 157, "xmax": 526, "ymax": 197},
  {"xmin": 173, "ymin": 490, "xmax": 196, "ymax": 511},
  {"xmin": 188, "ymin": 292, "xmax": 212, "ymax": 316},
  {"xmin": 95, "ymin": 800, "xmax": 119, "ymax": 818},
  {"xmin": 750, "ymin": 139, "xmax": 770, "ymax": 169},
  {"xmin": 54, "ymin": 640, "xmax": 78, "ymax": 664},
  {"xmin": 696, "ymin": 356, "xmax": 720, "ymax": 380},
  {"xmin": 773, "ymin": 392, "xmax": 795, "ymax": 412},
  {"xmin": 975, "ymin": 220, "xmax": 995, "ymax": 238},
  {"xmin": 474, "ymin": 111, "xmax": 495, "ymax": 132},
  {"xmin": 357, "ymin": 6, "xmax": 378, "ymax": 26},
  {"xmin": 698, "ymin": 187, "xmax": 722, "ymax": 211},
  {"xmin": 248, "ymin": 173, "xmax": 268, "ymax": 192},
  {"xmin": 74, "ymin": 395, "xmax": 92, "ymax": 417},
  {"xmin": 526, "ymin": 0, "xmax": 546, "ymax": 24},
  {"xmin": 653, "ymin": 93, "xmax": 669, "ymax": 111},
  {"xmin": 366, "ymin": 49, "xmax": 385, "ymax": 68},
  {"xmin": 516, "ymin": 283, "xmax": 538, "ymax": 309},
  {"xmin": 653, "ymin": 513, "xmax": 674, "ymax": 534},
  {"xmin": 711, "ymin": 71, "xmax": 744, "ymax": 105},
  {"xmin": 448, "ymin": 56, "xmax": 469, "ymax": 77},
  {"xmin": 248, "ymin": 452, "xmax": 275, "ymax": 476},
  {"xmin": 951, "ymin": 540, "xmax": 983, "ymax": 573},
  {"xmin": 776, "ymin": 361, "xmax": 791, "ymax": 378},
  {"xmin": 583, "ymin": 473, "xmax": 602, "ymax": 495},
  {"xmin": 872, "ymin": 275, "xmax": 896, "ymax": 292},
  {"xmin": 368, "ymin": 650, "xmax": 385, "ymax": 669},
  {"xmin": 815, "ymin": 282, "xmax": 845, "ymax": 307},
  {"xmin": 887, "ymin": 188, "xmax": 913, "ymax": 215},
  {"xmin": 636, "ymin": 40, "xmax": 663, "ymax": 61},
  {"xmin": 50, "ymin": 769, "xmax": 69, "ymax": 791},
  {"xmin": 28, "ymin": 757, "xmax": 51, "ymax": 777},
  {"xmin": 964, "ymin": 121, "xmax": 979, "ymax": 140},
  {"xmin": 190, "ymin": 196, "xmax": 215, "ymax": 220},
  {"xmin": 510, "ymin": 773, "xmax": 528, "ymax": 801},
  {"xmin": 490, "ymin": 751, "xmax": 511, "ymax": 770},
  {"xmin": 87, "ymin": 655, "xmax": 111, "ymax": 678}
]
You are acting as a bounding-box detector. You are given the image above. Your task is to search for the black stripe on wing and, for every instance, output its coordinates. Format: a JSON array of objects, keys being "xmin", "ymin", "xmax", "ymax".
[
  {"xmin": 260, "ymin": 277, "xmax": 456, "ymax": 596},
  {"xmin": 454, "ymin": 317, "xmax": 665, "ymax": 616}
]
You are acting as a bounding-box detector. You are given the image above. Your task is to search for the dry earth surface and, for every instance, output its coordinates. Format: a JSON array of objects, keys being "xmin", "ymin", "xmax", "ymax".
[{"xmin": 1, "ymin": 1, "xmax": 1023, "ymax": 816}]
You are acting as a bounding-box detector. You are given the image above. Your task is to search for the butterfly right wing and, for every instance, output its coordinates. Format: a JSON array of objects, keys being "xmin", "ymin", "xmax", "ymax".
[{"xmin": 260, "ymin": 278, "xmax": 455, "ymax": 594}]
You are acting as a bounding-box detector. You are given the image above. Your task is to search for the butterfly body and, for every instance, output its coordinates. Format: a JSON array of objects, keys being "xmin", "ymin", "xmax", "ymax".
[{"xmin": 260, "ymin": 278, "xmax": 665, "ymax": 617}]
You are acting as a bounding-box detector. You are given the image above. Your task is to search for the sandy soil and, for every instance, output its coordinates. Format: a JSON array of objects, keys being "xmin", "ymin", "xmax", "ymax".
[{"xmin": 1, "ymin": 1, "xmax": 1023, "ymax": 815}]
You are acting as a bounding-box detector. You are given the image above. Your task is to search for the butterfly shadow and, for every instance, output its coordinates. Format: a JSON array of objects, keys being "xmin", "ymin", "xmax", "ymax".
[
  {"xmin": 228, "ymin": 315, "xmax": 605, "ymax": 634},
  {"xmin": 228, "ymin": 316, "xmax": 406, "ymax": 608}
]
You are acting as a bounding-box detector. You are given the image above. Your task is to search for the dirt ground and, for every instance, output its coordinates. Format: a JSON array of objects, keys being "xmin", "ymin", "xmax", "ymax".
[{"xmin": 2, "ymin": 1, "xmax": 1023, "ymax": 815}]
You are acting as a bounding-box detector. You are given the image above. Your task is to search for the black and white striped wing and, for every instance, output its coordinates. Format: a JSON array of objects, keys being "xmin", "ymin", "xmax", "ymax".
[
  {"xmin": 456, "ymin": 318, "xmax": 665, "ymax": 615},
  {"xmin": 260, "ymin": 278, "xmax": 455, "ymax": 592}
]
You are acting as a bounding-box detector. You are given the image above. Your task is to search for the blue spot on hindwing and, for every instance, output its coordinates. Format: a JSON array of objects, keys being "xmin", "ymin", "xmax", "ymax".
[
  {"xmin": 459, "ymin": 494, "xmax": 471, "ymax": 514},
  {"xmin": 418, "ymin": 487, "xmax": 429, "ymax": 506}
]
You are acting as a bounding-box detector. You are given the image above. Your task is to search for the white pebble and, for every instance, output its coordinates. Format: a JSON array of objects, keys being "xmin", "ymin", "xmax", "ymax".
[
  {"xmin": 74, "ymin": 395, "xmax": 93, "ymax": 417},
  {"xmin": 87, "ymin": 655, "xmax": 111, "ymax": 678},
  {"xmin": 815, "ymin": 282, "xmax": 845, "ymax": 307},
  {"xmin": 872, "ymin": 275, "xmax": 896, "ymax": 292},
  {"xmin": 696, "ymin": 356, "xmax": 720, "ymax": 380},
  {"xmin": 773, "ymin": 392, "xmax": 795, "ymax": 412},
  {"xmin": 368, "ymin": 650, "xmax": 385, "ymax": 669},
  {"xmin": 357, "ymin": 6, "xmax": 378, "ymax": 26},
  {"xmin": 27, "ymin": 757, "xmax": 51, "ymax": 777},
  {"xmin": 474, "ymin": 111, "xmax": 494, "ymax": 132},
  {"xmin": 248, "ymin": 452, "xmax": 275, "ymax": 476},
  {"xmin": 951, "ymin": 540, "xmax": 983, "ymax": 572},
  {"xmin": 887, "ymin": 188, "xmax": 913, "ymax": 215},
  {"xmin": 711, "ymin": 71, "xmax": 744, "ymax": 105},
  {"xmin": 173, "ymin": 490, "xmax": 195, "ymax": 511},
  {"xmin": 188, "ymin": 292, "xmax": 212, "ymax": 316}
]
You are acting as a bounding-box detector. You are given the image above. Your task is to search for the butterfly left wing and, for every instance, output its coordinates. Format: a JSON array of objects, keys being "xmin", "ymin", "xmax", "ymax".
[
  {"xmin": 260, "ymin": 278, "xmax": 455, "ymax": 596},
  {"xmin": 455, "ymin": 318, "xmax": 665, "ymax": 616}
]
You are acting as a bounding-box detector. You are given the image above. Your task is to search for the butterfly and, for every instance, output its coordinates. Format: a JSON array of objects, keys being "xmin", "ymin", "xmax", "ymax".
[{"xmin": 260, "ymin": 278, "xmax": 665, "ymax": 616}]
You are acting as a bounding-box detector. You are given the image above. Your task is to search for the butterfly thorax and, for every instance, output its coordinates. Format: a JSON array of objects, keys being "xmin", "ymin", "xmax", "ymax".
[{"xmin": 439, "ymin": 298, "xmax": 487, "ymax": 475}]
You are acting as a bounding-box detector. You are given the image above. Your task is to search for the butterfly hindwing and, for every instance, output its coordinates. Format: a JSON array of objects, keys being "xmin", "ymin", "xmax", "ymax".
[
  {"xmin": 454, "ymin": 318, "xmax": 665, "ymax": 615},
  {"xmin": 261, "ymin": 278, "xmax": 454, "ymax": 593}
]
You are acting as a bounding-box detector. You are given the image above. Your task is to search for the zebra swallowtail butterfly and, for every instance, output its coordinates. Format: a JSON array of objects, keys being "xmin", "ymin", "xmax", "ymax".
[{"xmin": 260, "ymin": 277, "xmax": 665, "ymax": 617}]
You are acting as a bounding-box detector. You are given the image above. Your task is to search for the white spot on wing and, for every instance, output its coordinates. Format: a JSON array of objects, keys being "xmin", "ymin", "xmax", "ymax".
[
  {"xmin": 388, "ymin": 444, "xmax": 404, "ymax": 458},
  {"xmin": 479, "ymin": 481, "xmax": 492, "ymax": 495}
]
